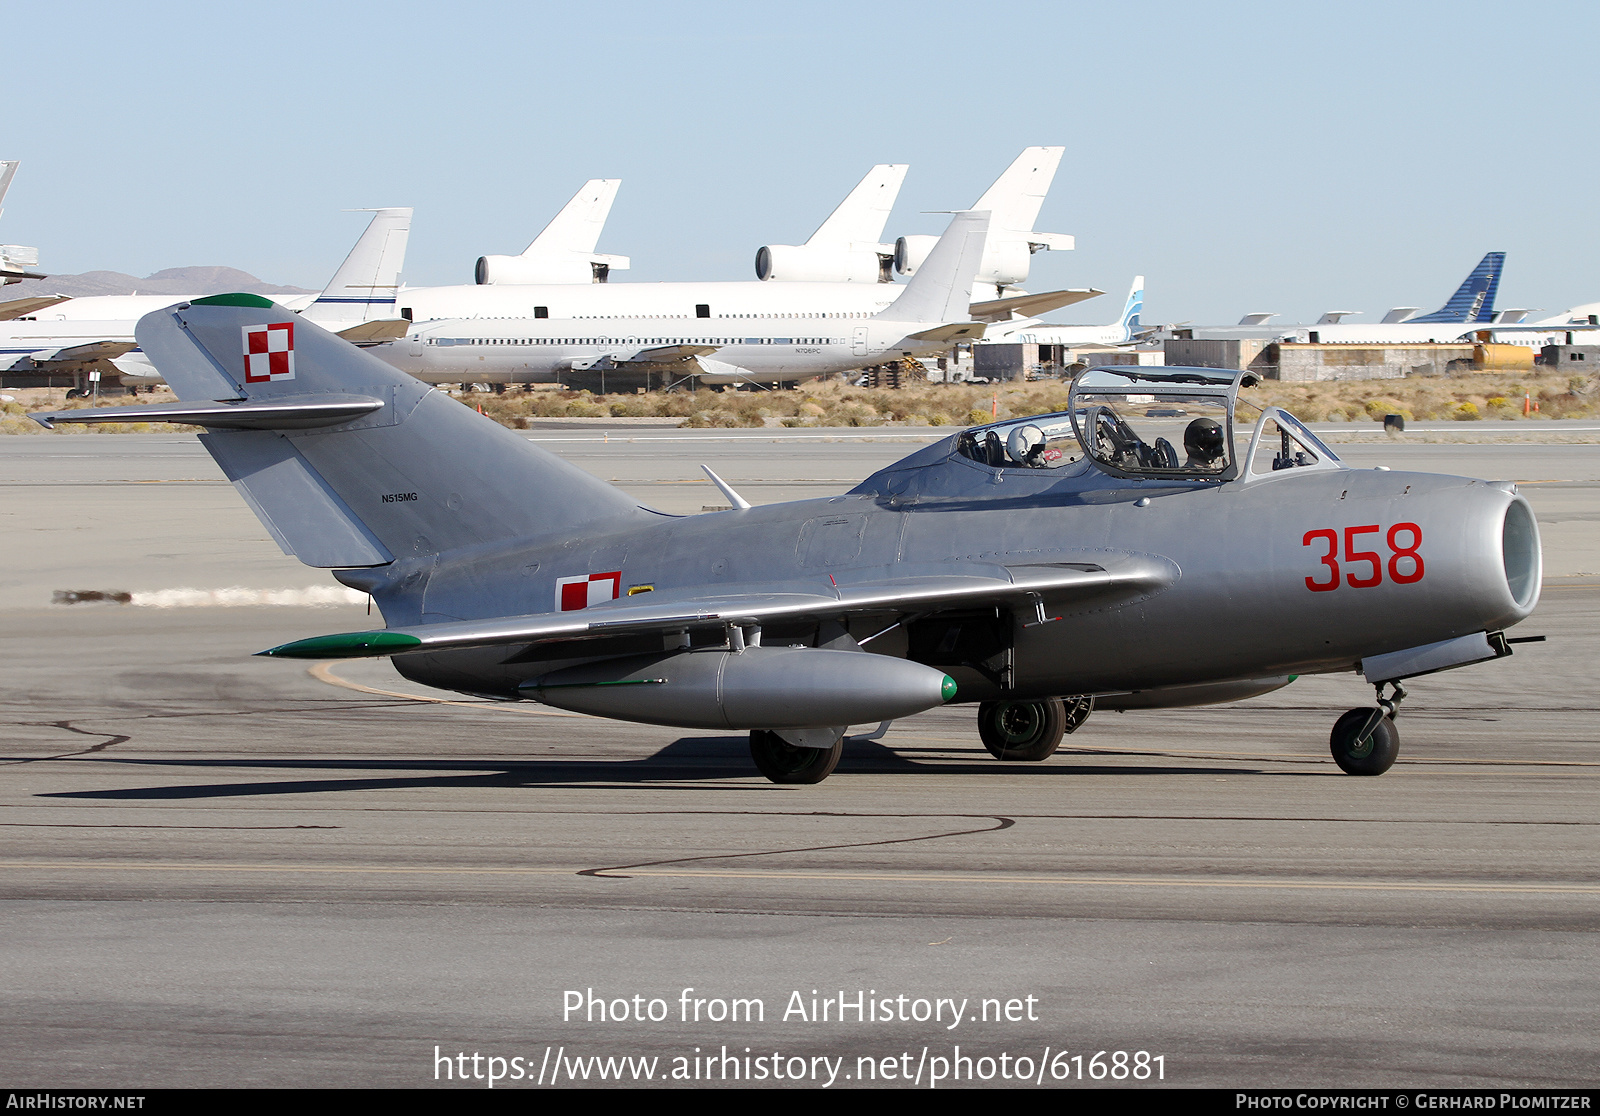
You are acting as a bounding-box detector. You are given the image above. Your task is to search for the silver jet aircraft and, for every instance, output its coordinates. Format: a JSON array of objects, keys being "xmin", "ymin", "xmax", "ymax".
[{"xmin": 39, "ymin": 304, "xmax": 1542, "ymax": 783}]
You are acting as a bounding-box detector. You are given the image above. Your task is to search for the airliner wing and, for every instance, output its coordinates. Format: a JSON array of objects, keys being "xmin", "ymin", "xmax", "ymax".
[
  {"xmin": 0, "ymin": 295, "xmax": 71, "ymax": 321},
  {"xmin": 34, "ymin": 340, "xmax": 137, "ymax": 364},
  {"xmin": 335, "ymin": 319, "xmax": 412, "ymax": 344},
  {"xmin": 970, "ymin": 288, "xmax": 1103, "ymax": 323},
  {"xmin": 619, "ymin": 344, "xmax": 719, "ymax": 364}
]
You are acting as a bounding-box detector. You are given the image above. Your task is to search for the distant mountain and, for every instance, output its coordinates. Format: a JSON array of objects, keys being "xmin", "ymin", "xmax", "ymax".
[{"xmin": 0, "ymin": 265, "xmax": 314, "ymax": 301}]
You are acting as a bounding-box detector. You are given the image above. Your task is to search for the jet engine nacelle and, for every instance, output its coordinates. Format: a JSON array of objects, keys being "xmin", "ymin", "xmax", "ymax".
[
  {"xmin": 892, "ymin": 235, "xmax": 938, "ymax": 278},
  {"xmin": 755, "ymin": 243, "xmax": 890, "ymax": 283},
  {"xmin": 978, "ymin": 239, "xmax": 1033, "ymax": 290},
  {"xmin": 896, "ymin": 235, "xmax": 1035, "ymax": 289},
  {"xmin": 475, "ymin": 253, "xmax": 628, "ymax": 285},
  {"xmin": 523, "ymin": 645, "xmax": 954, "ymax": 730}
]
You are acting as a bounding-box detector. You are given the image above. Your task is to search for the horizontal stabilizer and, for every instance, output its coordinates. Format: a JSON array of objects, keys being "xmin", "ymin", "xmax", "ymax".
[
  {"xmin": 1026, "ymin": 233, "xmax": 1075, "ymax": 252},
  {"xmin": 907, "ymin": 321, "xmax": 987, "ymax": 344},
  {"xmin": 32, "ymin": 394, "xmax": 385, "ymax": 431},
  {"xmin": 259, "ymin": 559, "xmax": 1174, "ymax": 659}
]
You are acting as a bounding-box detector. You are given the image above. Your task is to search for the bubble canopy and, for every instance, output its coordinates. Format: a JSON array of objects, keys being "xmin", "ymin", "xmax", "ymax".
[
  {"xmin": 1069, "ymin": 366, "xmax": 1256, "ymax": 481},
  {"xmin": 954, "ymin": 366, "xmax": 1261, "ymax": 480}
]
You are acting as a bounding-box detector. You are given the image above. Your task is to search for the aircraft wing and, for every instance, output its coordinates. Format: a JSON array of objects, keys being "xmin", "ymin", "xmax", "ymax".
[
  {"xmin": 20, "ymin": 340, "xmax": 138, "ymax": 366},
  {"xmin": 259, "ymin": 559, "xmax": 1176, "ymax": 659},
  {"xmin": 617, "ymin": 344, "xmax": 720, "ymax": 364},
  {"xmin": 0, "ymin": 295, "xmax": 71, "ymax": 321},
  {"xmin": 335, "ymin": 318, "xmax": 412, "ymax": 344},
  {"xmin": 969, "ymin": 288, "xmax": 1103, "ymax": 323}
]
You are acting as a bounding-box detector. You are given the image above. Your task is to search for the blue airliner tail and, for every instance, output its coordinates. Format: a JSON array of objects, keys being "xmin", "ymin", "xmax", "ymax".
[
  {"xmin": 1119, "ymin": 276, "xmax": 1144, "ymax": 334},
  {"xmin": 1411, "ymin": 252, "xmax": 1503, "ymax": 324}
]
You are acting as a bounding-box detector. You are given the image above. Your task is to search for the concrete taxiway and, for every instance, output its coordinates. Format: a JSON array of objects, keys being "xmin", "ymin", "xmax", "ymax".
[{"xmin": 0, "ymin": 430, "xmax": 1596, "ymax": 1088}]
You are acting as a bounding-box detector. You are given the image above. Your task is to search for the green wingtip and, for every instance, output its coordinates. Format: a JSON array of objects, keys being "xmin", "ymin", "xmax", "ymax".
[
  {"xmin": 192, "ymin": 292, "xmax": 277, "ymax": 309},
  {"xmin": 258, "ymin": 631, "xmax": 423, "ymax": 659},
  {"xmin": 941, "ymin": 675, "xmax": 958, "ymax": 703}
]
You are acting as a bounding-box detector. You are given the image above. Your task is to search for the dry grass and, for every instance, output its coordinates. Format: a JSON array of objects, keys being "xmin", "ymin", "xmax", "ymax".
[{"xmin": 5, "ymin": 367, "xmax": 1596, "ymax": 434}]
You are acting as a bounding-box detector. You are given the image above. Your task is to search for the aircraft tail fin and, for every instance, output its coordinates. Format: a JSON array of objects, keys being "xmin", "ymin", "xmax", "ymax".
[
  {"xmin": 0, "ymin": 160, "xmax": 17, "ymax": 219},
  {"xmin": 806, "ymin": 164, "xmax": 908, "ymax": 248},
  {"xmin": 971, "ymin": 146, "xmax": 1064, "ymax": 234},
  {"xmin": 877, "ymin": 212, "xmax": 989, "ymax": 324},
  {"xmin": 1118, "ymin": 276, "xmax": 1144, "ymax": 333},
  {"xmin": 302, "ymin": 208, "xmax": 412, "ymax": 326},
  {"xmin": 1411, "ymin": 252, "xmax": 1504, "ymax": 324},
  {"xmin": 132, "ymin": 295, "xmax": 642, "ymax": 576},
  {"xmin": 524, "ymin": 179, "xmax": 620, "ymax": 257}
]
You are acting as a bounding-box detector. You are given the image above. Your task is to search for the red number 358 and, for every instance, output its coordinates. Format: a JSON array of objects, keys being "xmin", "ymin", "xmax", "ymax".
[{"xmin": 1303, "ymin": 523, "xmax": 1424, "ymax": 592}]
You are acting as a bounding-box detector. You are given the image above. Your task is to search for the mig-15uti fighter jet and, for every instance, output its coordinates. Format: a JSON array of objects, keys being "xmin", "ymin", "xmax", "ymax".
[{"xmin": 38, "ymin": 302, "xmax": 1543, "ymax": 783}]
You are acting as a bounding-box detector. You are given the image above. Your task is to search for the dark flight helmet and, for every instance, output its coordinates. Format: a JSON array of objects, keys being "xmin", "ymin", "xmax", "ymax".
[{"xmin": 1183, "ymin": 417, "xmax": 1226, "ymax": 465}]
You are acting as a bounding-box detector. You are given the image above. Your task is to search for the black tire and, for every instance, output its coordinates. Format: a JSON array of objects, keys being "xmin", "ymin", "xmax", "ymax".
[
  {"xmin": 749, "ymin": 730, "xmax": 843, "ymax": 784},
  {"xmin": 979, "ymin": 699, "xmax": 1067, "ymax": 761},
  {"xmin": 1329, "ymin": 708, "xmax": 1400, "ymax": 775}
]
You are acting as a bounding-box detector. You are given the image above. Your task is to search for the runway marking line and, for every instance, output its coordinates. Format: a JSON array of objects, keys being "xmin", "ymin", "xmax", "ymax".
[
  {"xmin": 308, "ymin": 661, "xmax": 585, "ymax": 718},
  {"xmin": 0, "ymin": 860, "xmax": 1594, "ymax": 896}
]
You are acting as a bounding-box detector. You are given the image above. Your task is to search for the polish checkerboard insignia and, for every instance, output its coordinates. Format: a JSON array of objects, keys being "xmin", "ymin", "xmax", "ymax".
[
  {"xmin": 556, "ymin": 571, "xmax": 622, "ymax": 611},
  {"xmin": 242, "ymin": 321, "xmax": 295, "ymax": 383}
]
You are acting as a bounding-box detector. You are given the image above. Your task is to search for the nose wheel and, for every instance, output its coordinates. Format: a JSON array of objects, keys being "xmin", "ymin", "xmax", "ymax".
[{"xmin": 1330, "ymin": 681, "xmax": 1405, "ymax": 776}]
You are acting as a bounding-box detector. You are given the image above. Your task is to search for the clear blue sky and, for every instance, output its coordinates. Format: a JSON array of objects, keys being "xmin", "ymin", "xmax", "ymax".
[{"xmin": 6, "ymin": 0, "xmax": 1596, "ymax": 324}]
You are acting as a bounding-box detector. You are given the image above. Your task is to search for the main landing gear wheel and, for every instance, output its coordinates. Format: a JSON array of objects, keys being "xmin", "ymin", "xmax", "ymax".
[
  {"xmin": 1329, "ymin": 708, "xmax": 1400, "ymax": 776},
  {"xmin": 979, "ymin": 699, "xmax": 1071, "ymax": 761},
  {"xmin": 749, "ymin": 730, "xmax": 844, "ymax": 784}
]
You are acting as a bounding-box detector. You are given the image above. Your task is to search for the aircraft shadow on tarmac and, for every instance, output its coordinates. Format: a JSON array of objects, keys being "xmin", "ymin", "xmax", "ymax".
[{"xmin": 34, "ymin": 736, "xmax": 1255, "ymax": 801}]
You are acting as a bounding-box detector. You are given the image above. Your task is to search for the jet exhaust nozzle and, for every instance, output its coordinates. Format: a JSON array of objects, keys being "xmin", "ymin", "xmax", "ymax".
[{"xmin": 521, "ymin": 646, "xmax": 955, "ymax": 730}]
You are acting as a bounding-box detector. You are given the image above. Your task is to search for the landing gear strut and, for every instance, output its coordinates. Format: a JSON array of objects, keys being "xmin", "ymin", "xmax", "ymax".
[
  {"xmin": 749, "ymin": 729, "xmax": 844, "ymax": 784},
  {"xmin": 978, "ymin": 696, "xmax": 1092, "ymax": 761},
  {"xmin": 1330, "ymin": 681, "xmax": 1406, "ymax": 776}
]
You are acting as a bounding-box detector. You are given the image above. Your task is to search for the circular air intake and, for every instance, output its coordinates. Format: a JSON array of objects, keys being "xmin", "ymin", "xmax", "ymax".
[{"xmin": 1501, "ymin": 498, "xmax": 1541, "ymax": 609}]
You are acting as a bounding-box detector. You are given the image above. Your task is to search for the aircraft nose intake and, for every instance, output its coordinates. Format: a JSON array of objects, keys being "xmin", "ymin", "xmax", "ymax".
[{"xmin": 1501, "ymin": 497, "xmax": 1541, "ymax": 612}]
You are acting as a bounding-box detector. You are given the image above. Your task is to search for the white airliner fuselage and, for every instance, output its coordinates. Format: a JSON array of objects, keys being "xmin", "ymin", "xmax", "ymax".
[
  {"xmin": 373, "ymin": 312, "xmax": 967, "ymax": 387},
  {"xmin": 392, "ymin": 279, "xmax": 906, "ymax": 324}
]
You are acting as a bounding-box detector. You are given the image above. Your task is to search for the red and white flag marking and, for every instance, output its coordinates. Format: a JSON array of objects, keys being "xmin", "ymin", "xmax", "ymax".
[
  {"xmin": 556, "ymin": 571, "xmax": 622, "ymax": 612},
  {"xmin": 242, "ymin": 321, "xmax": 296, "ymax": 383}
]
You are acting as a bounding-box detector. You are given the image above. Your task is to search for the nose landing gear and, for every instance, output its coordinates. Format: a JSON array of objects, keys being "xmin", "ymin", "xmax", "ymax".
[{"xmin": 1330, "ymin": 681, "xmax": 1406, "ymax": 776}]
